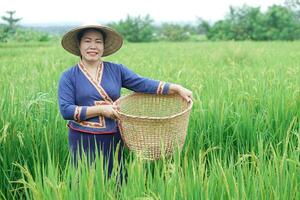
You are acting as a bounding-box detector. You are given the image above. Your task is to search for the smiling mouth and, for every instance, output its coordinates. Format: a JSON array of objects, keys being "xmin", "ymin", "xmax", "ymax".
[{"xmin": 87, "ymin": 52, "xmax": 98, "ymax": 56}]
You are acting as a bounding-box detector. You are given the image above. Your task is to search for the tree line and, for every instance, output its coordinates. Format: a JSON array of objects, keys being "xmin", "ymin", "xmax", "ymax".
[
  {"xmin": 110, "ymin": 2, "xmax": 300, "ymax": 42},
  {"xmin": 203, "ymin": 3, "xmax": 300, "ymax": 40},
  {"xmin": 1, "ymin": 1, "xmax": 300, "ymax": 42}
]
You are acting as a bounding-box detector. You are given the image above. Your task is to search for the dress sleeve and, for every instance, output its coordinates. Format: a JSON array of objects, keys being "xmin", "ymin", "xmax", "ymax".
[
  {"xmin": 58, "ymin": 71, "xmax": 88, "ymax": 121},
  {"xmin": 120, "ymin": 64, "xmax": 170, "ymax": 94}
]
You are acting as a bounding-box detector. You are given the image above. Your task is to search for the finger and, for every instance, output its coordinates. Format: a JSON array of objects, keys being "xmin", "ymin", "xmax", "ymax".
[
  {"xmin": 104, "ymin": 101, "xmax": 112, "ymax": 105},
  {"xmin": 113, "ymin": 110, "xmax": 120, "ymax": 120},
  {"xmin": 183, "ymin": 95, "xmax": 189, "ymax": 102},
  {"xmin": 185, "ymin": 95, "xmax": 192, "ymax": 103},
  {"xmin": 186, "ymin": 91, "xmax": 193, "ymax": 100},
  {"xmin": 110, "ymin": 114, "xmax": 117, "ymax": 120}
]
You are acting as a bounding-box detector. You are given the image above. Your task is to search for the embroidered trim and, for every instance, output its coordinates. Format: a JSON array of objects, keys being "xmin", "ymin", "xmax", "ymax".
[
  {"xmin": 94, "ymin": 100, "xmax": 108, "ymax": 128},
  {"xmin": 73, "ymin": 107, "xmax": 78, "ymax": 121},
  {"xmin": 77, "ymin": 107, "xmax": 82, "ymax": 121},
  {"xmin": 96, "ymin": 62, "xmax": 104, "ymax": 84},
  {"xmin": 156, "ymin": 81, "xmax": 165, "ymax": 95},
  {"xmin": 78, "ymin": 62, "xmax": 113, "ymax": 103},
  {"xmin": 68, "ymin": 123, "xmax": 117, "ymax": 134},
  {"xmin": 74, "ymin": 106, "xmax": 82, "ymax": 122},
  {"xmin": 78, "ymin": 120, "xmax": 105, "ymax": 128},
  {"xmin": 74, "ymin": 101, "xmax": 108, "ymax": 129}
]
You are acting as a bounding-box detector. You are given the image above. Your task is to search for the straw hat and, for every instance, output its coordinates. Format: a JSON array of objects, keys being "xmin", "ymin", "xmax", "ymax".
[{"xmin": 61, "ymin": 24, "xmax": 123, "ymax": 57}]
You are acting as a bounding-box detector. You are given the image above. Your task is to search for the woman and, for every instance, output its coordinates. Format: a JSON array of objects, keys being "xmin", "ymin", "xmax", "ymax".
[{"xmin": 58, "ymin": 24, "xmax": 192, "ymax": 176}]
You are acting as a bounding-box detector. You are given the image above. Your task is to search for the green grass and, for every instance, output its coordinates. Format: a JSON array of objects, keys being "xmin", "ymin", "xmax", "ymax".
[{"xmin": 0, "ymin": 41, "xmax": 299, "ymax": 199}]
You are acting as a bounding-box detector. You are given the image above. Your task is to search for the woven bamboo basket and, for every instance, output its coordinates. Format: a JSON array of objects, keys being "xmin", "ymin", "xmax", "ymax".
[{"xmin": 115, "ymin": 93, "xmax": 193, "ymax": 160}]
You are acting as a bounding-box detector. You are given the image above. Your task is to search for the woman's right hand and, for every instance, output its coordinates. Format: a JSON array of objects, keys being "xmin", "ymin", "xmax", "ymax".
[{"xmin": 98, "ymin": 104, "xmax": 120, "ymax": 120}]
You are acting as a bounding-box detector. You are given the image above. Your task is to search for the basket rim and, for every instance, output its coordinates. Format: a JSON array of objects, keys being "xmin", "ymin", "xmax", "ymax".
[{"xmin": 114, "ymin": 93, "xmax": 193, "ymax": 120}]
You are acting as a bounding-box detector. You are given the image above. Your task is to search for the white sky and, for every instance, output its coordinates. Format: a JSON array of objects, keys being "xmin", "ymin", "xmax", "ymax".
[{"xmin": 0, "ymin": 0, "xmax": 285, "ymax": 25}]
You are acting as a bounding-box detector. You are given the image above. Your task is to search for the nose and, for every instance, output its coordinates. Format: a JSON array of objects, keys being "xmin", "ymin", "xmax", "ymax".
[{"xmin": 89, "ymin": 43, "xmax": 96, "ymax": 49}]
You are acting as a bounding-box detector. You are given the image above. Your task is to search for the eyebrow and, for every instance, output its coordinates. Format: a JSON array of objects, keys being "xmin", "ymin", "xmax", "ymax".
[{"xmin": 83, "ymin": 37, "xmax": 103, "ymax": 40}]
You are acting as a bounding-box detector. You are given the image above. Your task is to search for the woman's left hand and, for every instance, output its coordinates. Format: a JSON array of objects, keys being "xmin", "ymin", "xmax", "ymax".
[{"xmin": 169, "ymin": 84, "xmax": 193, "ymax": 103}]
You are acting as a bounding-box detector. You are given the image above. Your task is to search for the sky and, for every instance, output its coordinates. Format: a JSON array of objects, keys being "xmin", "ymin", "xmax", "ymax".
[{"xmin": 0, "ymin": 0, "xmax": 285, "ymax": 26}]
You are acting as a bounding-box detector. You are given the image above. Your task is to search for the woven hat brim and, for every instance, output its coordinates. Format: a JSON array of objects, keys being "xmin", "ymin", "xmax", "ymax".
[{"xmin": 61, "ymin": 24, "xmax": 123, "ymax": 57}]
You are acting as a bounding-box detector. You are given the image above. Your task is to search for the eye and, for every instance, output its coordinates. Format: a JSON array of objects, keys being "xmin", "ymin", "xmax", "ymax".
[{"xmin": 96, "ymin": 40, "xmax": 103, "ymax": 44}]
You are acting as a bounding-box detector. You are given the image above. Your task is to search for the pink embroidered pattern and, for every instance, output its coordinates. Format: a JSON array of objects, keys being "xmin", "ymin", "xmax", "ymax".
[
  {"xmin": 76, "ymin": 101, "xmax": 108, "ymax": 129},
  {"xmin": 73, "ymin": 106, "xmax": 82, "ymax": 122},
  {"xmin": 78, "ymin": 62, "xmax": 113, "ymax": 104},
  {"xmin": 156, "ymin": 81, "xmax": 165, "ymax": 95},
  {"xmin": 77, "ymin": 121, "xmax": 105, "ymax": 128}
]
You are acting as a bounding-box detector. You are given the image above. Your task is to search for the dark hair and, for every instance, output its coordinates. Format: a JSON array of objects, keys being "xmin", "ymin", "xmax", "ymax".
[{"xmin": 77, "ymin": 28, "xmax": 106, "ymax": 43}]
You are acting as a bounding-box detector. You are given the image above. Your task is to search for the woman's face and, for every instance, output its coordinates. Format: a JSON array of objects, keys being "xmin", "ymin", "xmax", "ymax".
[{"xmin": 79, "ymin": 30, "xmax": 104, "ymax": 62}]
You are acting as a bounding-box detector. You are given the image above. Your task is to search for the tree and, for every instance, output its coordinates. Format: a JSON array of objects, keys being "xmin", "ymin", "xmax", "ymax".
[
  {"xmin": 159, "ymin": 23, "xmax": 190, "ymax": 41},
  {"xmin": 0, "ymin": 24, "xmax": 10, "ymax": 42},
  {"xmin": 196, "ymin": 18, "xmax": 211, "ymax": 35},
  {"xmin": 109, "ymin": 15, "xmax": 154, "ymax": 42},
  {"xmin": 264, "ymin": 5, "xmax": 300, "ymax": 40},
  {"xmin": 1, "ymin": 11, "xmax": 22, "ymax": 33},
  {"xmin": 205, "ymin": 5, "xmax": 300, "ymax": 41}
]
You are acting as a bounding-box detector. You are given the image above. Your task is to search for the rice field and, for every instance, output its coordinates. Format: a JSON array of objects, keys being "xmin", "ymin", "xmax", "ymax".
[{"xmin": 0, "ymin": 41, "xmax": 299, "ymax": 199}]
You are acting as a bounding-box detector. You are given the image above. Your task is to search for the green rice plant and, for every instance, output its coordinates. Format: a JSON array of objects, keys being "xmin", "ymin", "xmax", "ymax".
[{"xmin": 0, "ymin": 41, "xmax": 299, "ymax": 199}]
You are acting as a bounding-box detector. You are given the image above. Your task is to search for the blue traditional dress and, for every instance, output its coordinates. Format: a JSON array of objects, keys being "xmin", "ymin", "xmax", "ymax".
[{"xmin": 58, "ymin": 61, "xmax": 170, "ymax": 175}]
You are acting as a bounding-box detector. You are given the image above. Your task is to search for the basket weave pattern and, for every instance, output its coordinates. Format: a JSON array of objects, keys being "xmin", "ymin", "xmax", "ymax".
[{"xmin": 116, "ymin": 93, "xmax": 192, "ymax": 160}]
